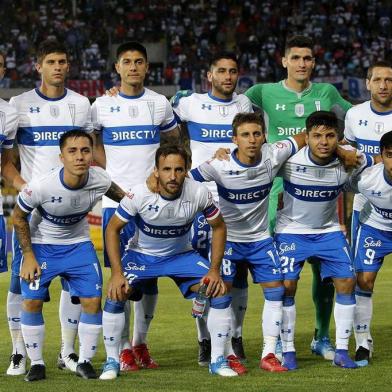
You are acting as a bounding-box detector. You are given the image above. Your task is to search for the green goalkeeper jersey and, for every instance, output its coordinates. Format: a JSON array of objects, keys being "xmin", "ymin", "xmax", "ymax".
[{"xmin": 245, "ymin": 80, "xmax": 352, "ymax": 143}]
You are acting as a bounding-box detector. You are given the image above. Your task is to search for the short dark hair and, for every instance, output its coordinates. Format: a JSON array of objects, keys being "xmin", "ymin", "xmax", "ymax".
[
  {"xmin": 232, "ymin": 113, "xmax": 265, "ymax": 136},
  {"xmin": 116, "ymin": 41, "xmax": 148, "ymax": 61},
  {"xmin": 209, "ymin": 52, "xmax": 238, "ymax": 69},
  {"xmin": 305, "ymin": 111, "xmax": 338, "ymax": 134},
  {"xmin": 59, "ymin": 130, "xmax": 93, "ymax": 150},
  {"xmin": 37, "ymin": 39, "xmax": 68, "ymax": 64},
  {"xmin": 155, "ymin": 144, "xmax": 190, "ymax": 169},
  {"xmin": 285, "ymin": 35, "xmax": 314, "ymax": 55},
  {"xmin": 380, "ymin": 131, "xmax": 392, "ymax": 153},
  {"xmin": 367, "ymin": 61, "xmax": 392, "ymax": 80}
]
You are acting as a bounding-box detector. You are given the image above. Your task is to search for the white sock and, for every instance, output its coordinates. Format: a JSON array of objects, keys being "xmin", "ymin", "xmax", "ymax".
[
  {"xmin": 7, "ymin": 292, "xmax": 26, "ymax": 356},
  {"xmin": 78, "ymin": 321, "xmax": 101, "ymax": 363},
  {"xmin": 261, "ymin": 299, "xmax": 283, "ymax": 358},
  {"xmin": 354, "ymin": 292, "xmax": 373, "ymax": 350},
  {"xmin": 207, "ymin": 306, "xmax": 231, "ymax": 363},
  {"xmin": 103, "ymin": 310, "xmax": 124, "ymax": 362},
  {"xmin": 230, "ymin": 287, "xmax": 248, "ymax": 338},
  {"xmin": 334, "ymin": 302, "xmax": 355, "ymax": 350},
  {"xmin": 21, "ymin": 324, "xmax": 45, "ymax": 365},
  {"xmin": 121, "ymin": 301, "xmax": 131, "ymax": 350},
  {"xmin": 196, "ymin": 301, "xmax": 211, "ymax": 341},
  {"xmin": 59, "ymin": 290, "xmax": 81, "ymax": 357},
  {"xmin": 281, "ymin": 303, "xmax": 296, "ymax": 353},
  {"xmin": 132, "ymin": 294, "xmax": 157, "ymax": 346}
]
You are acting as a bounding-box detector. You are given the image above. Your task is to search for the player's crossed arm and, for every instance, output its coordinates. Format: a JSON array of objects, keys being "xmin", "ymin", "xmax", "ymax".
[{"xmin": 105, "ymin": 181, "xmax": 126, "ymax": 203}]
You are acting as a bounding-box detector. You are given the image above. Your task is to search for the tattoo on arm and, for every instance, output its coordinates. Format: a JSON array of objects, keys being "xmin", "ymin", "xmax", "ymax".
[
  {"xmin": 160, "ymin": 126, "xmax": 181, "ymax": 145},
  {"xmin": 105, "ymin": 182, "xmax": 126, "ymax": 203},
  {"xmin": 13, "ymin": 205, "xmax": 32, "ymax": 253}
]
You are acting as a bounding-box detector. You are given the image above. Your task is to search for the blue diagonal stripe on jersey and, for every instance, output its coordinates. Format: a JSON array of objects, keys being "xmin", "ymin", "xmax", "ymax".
[
  {"xmin": 187, "ymin": 121, "xmax": 232, "ymax": 143},
  {"xmin": 135, "ymin": 215, "xmax": 192, "ymax": 238},
  {"xmin": 17, "ymin": 126, "xmax": 81, "ymax": 146},
  {"xmin": 217, "ymin": 183, "xmax": 272, "ymax": 204},
  {"xmin": 102, "ymin": 125, "xmax": 160, "ymax": 145},
  {"xmin": 37, "ymin": 206, "xmax": 89, "ymax": 226},
  {"xmin": 283, "ymin": 180, "xmax": 343, "ymax": 201}
]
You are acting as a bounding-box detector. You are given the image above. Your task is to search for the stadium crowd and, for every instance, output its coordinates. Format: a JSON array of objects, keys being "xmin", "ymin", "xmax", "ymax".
[{"xmin": 0, "ymin": 0, "xmax": 391, "ymax": 88}]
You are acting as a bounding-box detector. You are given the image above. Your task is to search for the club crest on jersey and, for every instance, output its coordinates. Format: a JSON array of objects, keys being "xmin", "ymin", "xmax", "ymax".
[
  {"xmin": 218, "ymin": 105, "xmax": 229, "ymax": 117},
  {"xmin": 50, "ymin": 105, "xmax": 60, "ymax": 118},
  {"xmin": 71, "ymin": 196, "xmax": 81, "ymax": 208},
  {"xmin": 246, "ymin": 168, "xmax": 258, "ymax": 180},
  {"xmin": 166, "ymin": 207, "xmax": 174, "ymax": 219},
  {"xmin": 295, "ymin": 103, "xmax": 305, "ymax": 117},
  {"xmin": 374, "ymin": 122, "xmax": 384, "ymax": 134},
  {"xmin": 128, "ymin": 106, "xmax": 139, "ymax": 118},
  {"xmin": 0, "ymin": 111, "xmax": 5, "ymax": 133},
  {"xmin": 314, "ymin": 168, "xmax": 326, "ymax": 178}
]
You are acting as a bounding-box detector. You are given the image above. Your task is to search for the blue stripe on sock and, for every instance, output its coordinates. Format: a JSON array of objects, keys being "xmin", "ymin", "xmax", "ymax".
[
  {"xmin": 336, "ymin": 292, "xmax": 356, "ymax": 305},
  {"xmin": 80, "ymin": 311, "xmax": 102, "ymax": 325},
  {"xmin": 103, "ymin": 298, "xmax": 126, "ymax": 314},
  {"xmin": 264, "ymin": 286, "xmax": 285, "ymax": 301},
  {"xmin": 355, "ymin": 286, "xmax": 372, "ymax": 298},
  {"xmin": 210, "ymin": 295, "xmax": 232, "ymax": 309},
  {"xmin": 21, "ymin": 310, "xmax": 44, "ymax": 326},
  {"xmin": 283, "ymin": 296, "xmax": 295, "ymax": 307}
]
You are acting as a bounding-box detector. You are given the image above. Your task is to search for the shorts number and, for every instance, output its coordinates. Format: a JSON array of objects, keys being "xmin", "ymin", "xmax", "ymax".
[
  {"xmin": 197, "ymin": 230, "xmax": 211, "ymax": 250},
  {"xmin": 222, "ymin": 259, "xmax": 232, "ymax": 276},
  {"xmin": 281, "ymin": 256, "xmax": 295, "ymax": 274},
  {"xmin": 29, "ymin": 278, "xmax": 40, "ymax": 291},
  {"xmin": 364, "ymin": 248, "xmax": 376, "ymax": 265}
]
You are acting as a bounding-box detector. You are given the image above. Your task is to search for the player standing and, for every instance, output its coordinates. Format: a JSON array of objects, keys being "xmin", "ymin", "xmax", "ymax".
[
  {"xmin": 92, "ymin": 41, "xmax": 179, "ymax": 371},
  {"xmin": 7, "ymin": 40, "xmax": 93, "ymax": 375},
  {"xmin": 245, "ymin": 35, "xmax": 352, "ymax": 359},
  {"xmin": 13, "ymin": 130, "xmax": 125, "ymax": 381}
]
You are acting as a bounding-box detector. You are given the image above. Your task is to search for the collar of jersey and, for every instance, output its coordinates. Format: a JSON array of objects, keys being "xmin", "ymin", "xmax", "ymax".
[
  {"xmin": 383, "ymin": 169, "xmax": 392, "ymax": 186},
  {"xmin": 370, "ymin": 102, "xmax": 392, "ymax": 116},
  {"xmin": 60, "ymin": 167, "xmax": 89, "ymax": 190},
  {"xmin": 119, "ymin": 90, "xmax": 145, "ymax": 99},
  {"xmin": 231, "ymin": 149, "xmax": 261, "ymax": 167},
  {"xmin": 207, "ymin": 91, "xmax": 232, "ymax": 103},
  {"xmin": 281, "ymin": 80, "xmax": 312, "ymax": 97},
  {"xmin": 159, "ymin": 190, "xmax": 182, "ymax": 201},
  {"xmin": 307, "ymin": 146, "xmax": 337, "ymax": 166},
  {"xmin": 35, "ymin": 88, "xmax": 67, "ymax": 101}
]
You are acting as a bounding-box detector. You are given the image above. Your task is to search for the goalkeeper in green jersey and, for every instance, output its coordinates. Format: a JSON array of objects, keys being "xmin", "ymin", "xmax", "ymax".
[{"xmin": 245, "ymin": 35, "xmax": 352, "ymax": 360}]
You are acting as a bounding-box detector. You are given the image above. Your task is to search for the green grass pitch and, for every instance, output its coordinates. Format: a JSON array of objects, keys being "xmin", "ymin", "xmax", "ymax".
[{"xmin": 0, "ymin": 253, "xmax": 391, "ymax": 392}]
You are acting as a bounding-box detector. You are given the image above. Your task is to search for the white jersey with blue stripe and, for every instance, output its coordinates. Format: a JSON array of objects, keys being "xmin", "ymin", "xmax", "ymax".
[
  {"xmin": 275, "ymin": 146, "xmax": 371, "ymax": 234},
  {"xmin": 344, "ymin": 101, "xmax": 392, "ymax": 211},
  {"xmin": 115, "ymin": 178, "xmax": 220, "ymax": 256},
  {"xmin": 0, "ymin": 98, "xmax": 18, "ymax": 215},
  {"xmin": 9, "ymin": 88, "xmax": 92, "ymax": 183},
  {"xmin": 190, "ymin": 138, "xmax": 297, "ymax": 242},
  {"xmin": 17, "ymin": 166, "xmax": 111, "ymax": 245},
  {"xmin": 92, "ymin": 88, "xmax": 177, "ymax": 209},
  {"xmin": 173, "ymin": 92, "xmax": 252, "ymax": 197},
  {"xmin": 348, "ymin": 163, "xmax": 392, "ymax": 231}
]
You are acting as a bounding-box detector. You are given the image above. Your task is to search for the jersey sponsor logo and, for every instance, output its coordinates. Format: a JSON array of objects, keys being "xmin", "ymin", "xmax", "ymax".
[
  {"xmin": 224, "ymin": 247, "xmax": 233, "ymax": 256},
  {"xmin": 49, "ymin": 105, "xmax": 60, "ymax": 118},
  {"xmin": 103, "ymin": 125, "xmax": 160, "ymax": 146},
  {"xmin": 374, "ymin": 205, "xmax": 392, "ymax": 219},
  {"xmin": 295, "ymin": 103, "xmax": 305, "ymax": 117},
  {"xmin": 196, "ymin": 214, "xmax": 208, "ymax": 229},
  {"xmin": 278, "ymin": 242, "xmax": 296, "ymax": 255},
  {"xmin": 283, "ymin": 180, "xmax": 343, "ymax": 201},
  {"xmin": 125, "ymin": 262, "xmax": 146, "ymax": 271},
  {"xmin": 277, "ymin": 126, "xmax": 304, "ymax": 136},
  {"xmin": 201, "ymin": 128, "xmax": 232, "ymax": 140},
  {"xmin": 364, "ymin": 237, "xmax": 382, "ymax": 248},
  {"xmin": 188, "ymin": 121, "xmax": 232, "ymax": 143},
  {"xmin": 217, "ymin": 183, "xmax": 272, "ymax": 204},
  {"xmin": 112, "ymin": 129, "xmax": 157, "ymax": 141},
  {"xmin": 17, "ymin": 126, "xmax": 80, "ymax": 146},
  {"xmin": 136, "ymin": 216, "xmax": 192, "ymax": 238},
  {"xmin": 275, "ymin": 104, "xmax": 286, "ymax": 110},
  {"xmin": 37, "ymin": 206, "xmax": 89, "ymax": 226}
]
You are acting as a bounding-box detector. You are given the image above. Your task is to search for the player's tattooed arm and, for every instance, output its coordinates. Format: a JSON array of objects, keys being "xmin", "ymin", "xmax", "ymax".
[
  {"xmin": 105, "ymin": 182, "xmax": 126, "ymax": 203},
  {"xmin": 160, "ymin": 126, "xmax": 181, "ymax": 145},
  {"xmin": 13, "ymin": 204, "xmax": 41, "ymax": 282}
]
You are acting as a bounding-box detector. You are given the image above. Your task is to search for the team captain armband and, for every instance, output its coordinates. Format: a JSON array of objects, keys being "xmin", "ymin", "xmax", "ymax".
[{"xmin": 203, "ymin": 203, "xmax": 220, "ymax": 221}]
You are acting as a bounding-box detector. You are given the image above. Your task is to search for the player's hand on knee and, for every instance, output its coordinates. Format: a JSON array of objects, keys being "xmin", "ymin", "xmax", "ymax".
[
  {"xmin": 146, "ymin": 172, "xmax": 159, "ymax": 193},
  {"xmin": 104, "ymin": 86, "xmax": 120, "ymax": 97},
  {"xmin": 20, "ymin": 254, "xmax": 41, "ymax": 283},
  {"xmin": 107, "ymin": 273, "xmax": 129, "ymax": 301},
  {"xmin": 203, "ymin": 269, "xmax": 224, "ymax": 297},
  {"xmin": 213, "ymin": 148, "xmax": 231, "ymax": 161}
]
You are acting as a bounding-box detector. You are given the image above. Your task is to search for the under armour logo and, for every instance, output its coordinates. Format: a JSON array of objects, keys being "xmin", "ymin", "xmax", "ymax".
[
  {"xmin": 229, "ymin": 170, "xmax": 239, "ymax": 175},
  {"xmin": 67, "ymin": 318, "xmax": 78, "ymax": 324},
  {"xmin": 272, "ymin": 268, "xmax": 281, "ymax": 274},
  {"xmin": 29, "ymin": 107, "xmax": 40, "ymax": 113},
  {"xmin": 275, "ymin": 321, "xmax": 281, "ymax": 326},
  {"xmin": 276, "ymin": 104, "xmax": 286, "ymax": 110},
  {"xmin": 217, "ymin": 333, "xmax": 229, "ymax": 338},
  {"xmin": 281, "ymin": 328, "xmax": 291, "ymax": 334},
  {"xmin": 356, "ymin": 324, "xmax": 368, "ymax": 330},
  {"xmin": 104, "ymin": 336, "xmax": 115, "ymax": 341},
  {"xmin": 371, "ymin": 190, "xmax": 381, "ymax": 196},
  {"xmin": 201, "ymin": 104, "xmax": 212, "ymax": 110},
  {"xmin": 148, "ymin": 205, "xmax": 159, "ymax": 211},
  {"xmin": 96, "ymin": 284, "xmax": 102, "ymax": 290},
  {"xmin": 51, "ymin": 196, "xmax": 63, "ymax": 203},
  {"xmin": 25, "ymin": 343, "xmax": 38, "ymax": 348},
  {"xmin": 110, "ymin": 106, "xmax": 120, "ymax": 112},
  {"xmin": 359, "ymin": 120, "xmax": 368, "ymax": 126},
  {"xmin": 296, "ymin": 166, "xmax": 307, "ymax": 172}
]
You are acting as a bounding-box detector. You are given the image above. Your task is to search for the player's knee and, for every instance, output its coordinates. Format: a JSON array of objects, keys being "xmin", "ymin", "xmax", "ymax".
[
  {"xmin": 263, "ymin": 285, "xmax": 285, "ymax": 301},
  {"xmin": 80, "ymin": 296, "xmax": 101, "ymax": 314},
  {"xmin": 356, "ymin": 274, "xmax": 375, "ymax": 292},
  {"xmin": 22, "ymin": 299, "xmax": 43, "ymax": 313},
  {"xmin": 334, "ymin": 277, "xmax": 356, "ymax": 294},
  {"xmin": 283, "ymin": 280, "xmax": 297, "ymax": 297},
  {"xmin": 210, "ymin": 295, "xmax": 232, "ymax": 309},
  {"xmin": 103, "ymin": 298, "xmax": 126, "ymax": 313}
]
